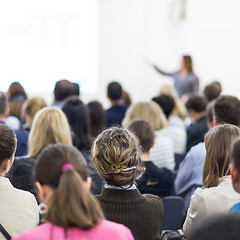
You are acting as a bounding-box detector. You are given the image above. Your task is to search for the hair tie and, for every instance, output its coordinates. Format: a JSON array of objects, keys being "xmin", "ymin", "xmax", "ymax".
[{"xmin": 62, "ymin": 164, "xmax": 74, "ymax": 172}]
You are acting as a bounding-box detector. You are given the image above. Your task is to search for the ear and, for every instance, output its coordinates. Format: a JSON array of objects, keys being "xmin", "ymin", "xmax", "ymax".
[
  {"xmin": 151, "ymin": 136, "xmax": 156, "ymax": 148},
  {"xmin": 36, "ymin": 182, "xmax": 45, "ymax": 202},
  {"xmin": 2, "ymin": 159, "xmax": 13, "ymax": 175},
  {"xmin": 5, "ymin": 107, "xmax": 10, "ymax": 118},
  {"xmin": 213, "ymin": 116, "xmax": 218, "ymax": 127},
  {"xmin": 85, "ymin": 177, "xmax": 92, "ymax": 191}
]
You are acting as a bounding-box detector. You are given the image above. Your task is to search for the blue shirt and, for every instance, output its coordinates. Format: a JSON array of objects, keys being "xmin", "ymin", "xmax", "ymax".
[{"xmin": 229, "ymin": 202, "xmax": 240, "ymax": 213}]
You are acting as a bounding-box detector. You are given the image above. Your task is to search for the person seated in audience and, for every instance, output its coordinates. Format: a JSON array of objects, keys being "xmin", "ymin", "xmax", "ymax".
[
  {"xmin": 0, "ymin": 92, "xmax": 29, "ymax": 156},
  {"xmin": 187, "ymin": 214, "xmax": 240, "ymax": 240},
  {"xmin": 106, "ymin": 81, "xmax": 128, "ymax": 127},
  {"xmin": 121, "ymin": 90, "xmax": 132, "ymax": 107},
  {"xmin": 183, "ymin": 124, "xmax": 240, "ymax": 233},
  {"xmin": 7, "ymin": 81, "xmax": 27, "ymax": 121},
  {"xmin": 152, "ymin": 94, "xmax": 186, "ymax": 154},
  {"xmin": 93, "ymin": 127, "xmax": 163, "ymax": 240},
  {"xmin": 62, "ymin": 96, "xmax": 104, "ymax": 194},
  {"xmin": 8, "ymin": 107, "xmax": 72, "ymax": 197},
  {"xmin": 87, "ymin": 100, "xmax": 106, "ymax": 138},
  {"xmin": 12, "ymin": 144, "xmax": 134, "ymax": 240},
  {"xmin": 52, "ymin": 79, "xmax": 75, "ymax": 108},
  {"xmin": 229, "ymin": 138, "xmax": 240, "ymax": 212},
  {"xmin": 22, "ymin": 97, "xmax": 47, "ymax": 131},
  {"xmin": 174, "ymin": 101, "xmax": 214, "ymax": 211},
  {"xmin": 203, "ymin": 81, "xmax": 222, "ymax": 103},
  {"xmin": 159, "ymin": 84, "xmax": 187, "ymax": 121},
  {"xmin": 127, "ymin": 119, "xmax": 173, "ymax": 197},
  {"xmin": 0, "ymin": 124, "xmax": 39, "ymax": 239},
  {"xmin": 123, "ymin": 101, "xmax": 174, "ymax": 170},
  {"xmin": 185, "ymin": 94, "xmax": 208, "ymax": 152}
]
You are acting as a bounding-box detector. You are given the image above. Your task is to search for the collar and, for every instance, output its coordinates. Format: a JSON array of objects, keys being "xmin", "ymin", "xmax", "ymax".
[{"xmin": 104, "ymin": 184, "xmax": 137, "ymax": 190}]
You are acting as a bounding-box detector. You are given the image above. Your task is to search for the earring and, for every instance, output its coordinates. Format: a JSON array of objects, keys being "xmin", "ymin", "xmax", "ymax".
[{"xmin": 38, "ymin": 202, "xmax": 48, "ymax": 214}]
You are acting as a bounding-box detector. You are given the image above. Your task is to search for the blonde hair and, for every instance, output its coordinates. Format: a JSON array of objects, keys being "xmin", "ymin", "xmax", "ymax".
[
  {"xmin": 159, "ymin": 85, "xmax": 187, "ymax": 120},
  {"xmin": 92, "ymin": 127, "xmax": 144, "ymax": 186},
  {"xmin": 122, "ymin": 101, "xmax": 168, "ymax": 131},
  {"xmin": 23, "ymin": 97, "xmax": 47, "ymax": 128},
  {"xmin": 28, "ymin": 107, "xmax": 72, "ymax": 157},
  {"xmin": 203, "ymin": 124, "xmax": 240, "ymax": 188}
]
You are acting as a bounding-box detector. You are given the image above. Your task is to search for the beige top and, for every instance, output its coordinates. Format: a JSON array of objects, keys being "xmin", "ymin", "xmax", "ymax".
[
  {"xmin": 183, "ymin": 175, "xmax": 240, "ymax": 233},
  {"xmin": 0, "ymin": 177, "xmax": 39, "ymax": 239}
]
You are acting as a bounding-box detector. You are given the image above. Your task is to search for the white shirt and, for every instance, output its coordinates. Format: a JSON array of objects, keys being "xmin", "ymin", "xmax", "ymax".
[{"xmin": 0, "ymin": 177, "xmax": 39, "ymax": 239}]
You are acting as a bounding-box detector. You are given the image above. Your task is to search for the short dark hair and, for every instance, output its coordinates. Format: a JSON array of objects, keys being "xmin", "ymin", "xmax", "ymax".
[
  {"xmin": 0, "ymin": 124, "xmax": 16, "ymax": 168},
  {"xmin": 206, "ymin": 100, "xmax": 215, "ymax": 124},
  {"xmin": 204, "ymin": 81, "xmax": 222, "ymax": 102},
  {"xmin": 187, "ymin": 214, "xmax": 240, "ymax": 240},
  {"xmin": 185, "ymin": 95, "xmax": 207, "ymax": 112},
  {"xmin": 54, "ymin": 80, "xmax": 74, "ymax": 102},
  {"xmin": 213, "ymin": 95, "xmax": 240, "ymax": 126},
  {"xmin": 0, "ymin": 92, "xmax": 8, "ymax": 116},
  {"xmin": 231, "ymin": 138, "xmax": 240, "ymax": 172},
  {"xmin": 127, "ymin": 119, "xmax": 155, "ymax": 153},
  {"xmin": 152, "ymin": 94, "xmax": 175, "ymax": 119},
  {"xmin": 107, "ymin": 82, "xmax": 122, "ymax": 101}
]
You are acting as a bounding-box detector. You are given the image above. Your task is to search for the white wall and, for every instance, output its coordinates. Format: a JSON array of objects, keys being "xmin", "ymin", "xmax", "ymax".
[{"xmin": 82, "ymin": 0, "xmax": 240, "ymax": 107}]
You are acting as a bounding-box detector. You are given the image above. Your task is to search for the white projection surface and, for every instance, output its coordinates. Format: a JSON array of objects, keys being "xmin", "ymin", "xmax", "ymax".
[{"xmin": 0, "ymin": 0, "xmax": 98, "ymax": 94}]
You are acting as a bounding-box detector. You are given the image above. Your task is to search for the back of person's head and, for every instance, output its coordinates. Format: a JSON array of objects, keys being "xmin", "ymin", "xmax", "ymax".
[
  {"xmin": 53, "ymin": 79, "xmax": 73, "ymax": 102},
  {"xmin": 24, "ymin": 97, "xmax": 47, "ymax": 126},
  {"xmin": 34, "ymin": 143, "xmax": 104, "ymax": 229},
  {"xmin": 93, "ymin": 127, "xmax": 144, "ymax": 186},
  {"xmin": 121, "ymin": 91, "xmax": 132, "ymax": 106},
  {"xmin": 7, "ymin": 81, "xmax": 27, "ymax": 101},
  {"xmin": 0, "ymin": 124, "xmax": 16, "ymax": 171},
  {"xmin": 62, "ymin": 96, "xmax": 91, "ymax": 151},
  {"xmin": 231, "ymin": 138, "xmax": 240, "ymax": 172},
  {"xmin": 123, "ymin": 101, "xmax": 168, "ymax": 131},
  {"xmin": 0, "ymin": 92, "xmax": 8, "ymax": 116},
  {"xmin": 28, "ymin": 107, "xmax": 72, "ymax": 157},
  {"xmin": 187, "ymin": 214, "xmax": 240, "ymax": 240},
  {"xmin": 72, "ymin": 82, "xmax": 80, "ymax": 96},
  {"xmin": 152, "ymin": 94, "xmax": 175, "ymax": 119},
  {"xmin": 206, "ymin": 100, "xmax": 215, "ymax": 129},
  {"xmin": 182, "ymin": 55, "xmax": 193, "ymax": 73},
  {"xmin": 87, "ymin": 101, "xmax": 106, "ymax": 138},
  {"xmin": 185, "ymin": 94, "xmax": 207, "ymax": 113},
  {"xmin": 204, "ymin": 81, "xmax": 222, "ymax": 102},
  {"xmin": 127, "ymin": 119, "xmax": 155, "ymax": 153},
  {"xmin": 107, "ymin": 82, "xmax": 122, "ymax": 101},
  {"xmin": 213, "ymin": 95, "xmax": 240, "ymax": 126},
  {"xmin": 203, "ymin": 124, "xmax": 240, "ymax": 188}
]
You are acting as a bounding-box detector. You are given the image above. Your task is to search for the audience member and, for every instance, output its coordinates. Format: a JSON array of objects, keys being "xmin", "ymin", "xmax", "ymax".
[
  {"xmin": 187, "ymin": 214, "xmax": 240, "ymax": 240},
  {"xmin": 229, "ymin": 138, "xmax": 240, "ymax": 212},
  {"xmin": 203, "ymin": 81, "xmax": 222, "ymax": 102},
  {"xmin": 7, "ymin": 81, "xmax": 27, "ymax": 120},
  {"xmin": 93, "ymin": 127, "xmax": 163, "ymax": 240},
  {"xmin": 22, "ymin": 97, "xmax": 47, "ymax": 131},
  {"xmin": 121, "ymin": 90, "xmax": 132, "ymax": 107},
  {"xmin": 62, "ymin": 97, "xmax": 104, "ymax": 194},
  {"xmin": 0, "ymin": 92, "xmax": 29, "ymax": 156},
  {"xmin": 185, "ymin": 94, "xmax": 208, "ymax": 152},
  {"xmin": 183, "ymin": 124, "xmax": 240, "ymax": 233},
  {"xmin": 13, "ymin": 144, "xmax": 134, "ymax": 240},
  {"xmin": 127, "ymin": 119, "xmax": 173, "ymax": 197},
  {"xmin": 8, "ymin": 107, "xmax": 72, "ymax": 197},
  {"xmin": 87, "ymin": 101, "xmax": 106, "ymax": 138},
  {"xmin": 123, "ymin": 101, "xmax": 175, "ymax": 170},
  {"xmin": 152, "ymin": 95, "xmax": 187, "ymax": 154},
  {"xmin": 106, "ymin": 82, "xmax": 128, "ymax": 127},
  {"xmin": 0, "ymin": 124, "xmax": 39, "ymax": 239}
]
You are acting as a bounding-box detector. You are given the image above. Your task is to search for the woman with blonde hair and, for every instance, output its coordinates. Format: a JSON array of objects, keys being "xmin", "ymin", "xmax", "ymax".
[
  {"xmin": 183, "ymin": 124, "xmax": 240, "ymax": 233},
  {"xmin": 123, "ymin": 101, "xmax": 175, "ymax": 170},
  {"xmin": 93, "ymin": 127, "xmax": 163, "ymax": 240},
  {"xmin": 13, "ymin": 143, "xmax": 134, "ymax": 240},
  {"xmin": 8, "ymin": 107, "xmax": 72, "ymax": 196}
]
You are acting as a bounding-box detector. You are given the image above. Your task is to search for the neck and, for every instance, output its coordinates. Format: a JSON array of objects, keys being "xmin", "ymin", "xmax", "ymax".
[
  {"xmin": 141, "ymin": 152, "xmax": 150, "ymax": 162},
  {"xmin": 110, "ymin": 99, "xmax": 124, "ymax": 106},
  {"xmin": 194, "ymin": 112, "xmax": 206, "ymax": 122}
]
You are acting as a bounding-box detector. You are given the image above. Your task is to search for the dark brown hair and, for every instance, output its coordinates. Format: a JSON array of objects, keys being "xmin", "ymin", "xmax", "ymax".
[
  {"xmin": 34, "ymin": 143, "xmax": 104, "ymax": 229},
  {"xmin": 92, "ymin": 127, "xmax": 144, "ymax": 186},
  {"xmin": 7, "ymin": 81, "xmax": 27, "ymax": 101},
  {"xmin": 127, "ymin": 119, "xmax": 155, "ymax": 153},
  {"xmin": 0, "ymin": 124, "xmax": 16, "ymax": 169},
  {"xmin": 185, "ymin": 94, "xmax": 207, "ymax": 113},
  {"xmin": 204, "ymin": 81, "xmax": 222, "ymax": 102},
  {"xmin": 231, "ymin": 138, "xmax": 240, "ymax": 172},
  {"xmin": 0, "ymin": 92, "xmax": 8, "ymax": 116},
  {"xmin": 183, "ymin": 55, "xmax": 193, "ymax": 73}
]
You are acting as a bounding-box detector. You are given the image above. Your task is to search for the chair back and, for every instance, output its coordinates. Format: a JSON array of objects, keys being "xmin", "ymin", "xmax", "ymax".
[{"xmin": 160, "ymin": 196, "xmax": 185, "ymax": 233}]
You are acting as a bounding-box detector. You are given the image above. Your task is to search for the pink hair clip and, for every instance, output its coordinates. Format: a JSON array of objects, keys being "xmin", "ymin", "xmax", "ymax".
[{"xmin": 62, "ymin": 163, "xmax": 74, "ymax": 172}]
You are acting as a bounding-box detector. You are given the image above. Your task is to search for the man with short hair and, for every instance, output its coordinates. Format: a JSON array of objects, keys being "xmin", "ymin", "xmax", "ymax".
[{"xmin": 106, "ymin": 81, "xmax": 128, "ymax": 127}]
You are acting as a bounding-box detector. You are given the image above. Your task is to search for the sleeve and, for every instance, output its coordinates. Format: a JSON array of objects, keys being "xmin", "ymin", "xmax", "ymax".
[
  {"xmin": 153, "ymin": 65, "xmax": 174, "ymax": 76},
  {"xmin": 183, "ymin": 188, "xmax": 207, "ymax": 234}
]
